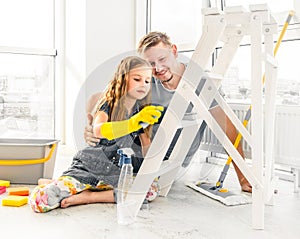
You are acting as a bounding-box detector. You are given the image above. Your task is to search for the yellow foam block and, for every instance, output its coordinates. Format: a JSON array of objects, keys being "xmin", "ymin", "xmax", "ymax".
[
  {"xmin": 0, "ymin": 180, "xmax": 10, "ymax": 187},
  {"xmin": 2, "ymin": 196, "xmax": 28, "ymax": 207},
  {"xmin": 8, "ymin": 187, "xmax": 30, "ymax": 196}
]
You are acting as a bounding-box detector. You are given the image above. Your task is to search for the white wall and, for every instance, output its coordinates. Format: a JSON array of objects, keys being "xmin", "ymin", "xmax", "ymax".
[
  {"xmin": 86, "ymin": 0, "xmax": 136, "ymax": 76},
  {"xmin": 64, "ymin": 0, "xmax": 136, "ymax": 149},
  {"xmin": 63, "ymin": 0, "xmax": 86, "ymax": 149}
]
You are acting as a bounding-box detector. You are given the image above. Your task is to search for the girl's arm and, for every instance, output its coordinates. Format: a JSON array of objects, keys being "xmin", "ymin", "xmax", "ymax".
[
  {"xmin": 94, "ymin": 105, "xmax": 163, "ymax": 140},
  {"xmin": 93, "ymin": 111, "xmax": 109, "ymax": 139},
  {"xmin": 93, "ymin": 108, "xmax": 151, "ymax": 156}
]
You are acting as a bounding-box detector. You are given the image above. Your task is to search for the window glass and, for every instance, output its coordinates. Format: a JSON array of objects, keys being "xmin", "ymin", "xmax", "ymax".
[
  {"xmin": 224, "ymin": 0, "xmax": 294, "ymax": 12},
  {"xmin": 221, "ymin": 40, "xmax": 300, "ymax": 105},
  {"xmin": 150, "ymin": 0, "xmax": 203, "ymax": 50},
  {"xmin": 0, "ymin": 53, "xmax": 54, "ymax": 138},
  {"xmin": 0, "ymin": 0, "xmax": 54, "ymax": 48},
  {"xmin": 0, "ymin": 0, "xmax": 55, "ymax": 139},
  {"xmin": 268, "ymin": 0, "xmax": 294, "ymax": 13}
]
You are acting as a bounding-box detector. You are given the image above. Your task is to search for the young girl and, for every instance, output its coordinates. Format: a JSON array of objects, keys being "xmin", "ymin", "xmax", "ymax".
[{"xmin": 29, "ymin": 56, "xmax": 163, "ymax": 213}]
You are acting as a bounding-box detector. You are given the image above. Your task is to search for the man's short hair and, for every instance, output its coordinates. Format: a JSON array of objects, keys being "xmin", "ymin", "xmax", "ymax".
[{"xmin": 137, "ymin": 31, "xmax": 172, "ymax": 54}]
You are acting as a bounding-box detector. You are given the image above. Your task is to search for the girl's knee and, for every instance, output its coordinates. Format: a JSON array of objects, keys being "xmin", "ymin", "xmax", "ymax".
[
  {"xmin": 29, "ymin": 184, "xmax": 69, "ymax": 213},
  {"xmin": 38, "ymin": 178, "xmax": 54, "ymax": 185},
  {"xmin": 29, "ymin": 185, "xmax": 50, "ymax": 213}
]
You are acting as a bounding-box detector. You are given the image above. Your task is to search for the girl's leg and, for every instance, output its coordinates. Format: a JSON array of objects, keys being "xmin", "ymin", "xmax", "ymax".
[
  {"xmin": 60, "ymin": 179, "xmax": 159, "ymax": 208},
  {"xmin": 61, "ymin": 190, "xmax": 114, "ymax": 208}
]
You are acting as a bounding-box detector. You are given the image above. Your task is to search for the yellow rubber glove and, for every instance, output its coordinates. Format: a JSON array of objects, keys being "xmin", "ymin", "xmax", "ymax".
[{"xmin": 100, "ymin": 105, "xmax": 164, "ymax": 140}]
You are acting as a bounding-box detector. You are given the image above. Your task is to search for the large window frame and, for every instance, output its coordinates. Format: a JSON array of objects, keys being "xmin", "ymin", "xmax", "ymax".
[{"xmin": 0, "ymin": 0, "xmax": 63, "ymax": 140}]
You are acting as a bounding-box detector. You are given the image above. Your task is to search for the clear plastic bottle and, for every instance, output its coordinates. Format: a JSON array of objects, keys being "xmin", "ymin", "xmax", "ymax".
[{"xmin": 117, "ymin": 148, "xmax": 135, "ymax": 225}]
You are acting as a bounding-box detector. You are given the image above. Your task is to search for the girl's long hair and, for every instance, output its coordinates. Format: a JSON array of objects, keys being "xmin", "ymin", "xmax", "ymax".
[{"xmin": 96, "ymin": 56, "xmax": 152, "ymax": 137}]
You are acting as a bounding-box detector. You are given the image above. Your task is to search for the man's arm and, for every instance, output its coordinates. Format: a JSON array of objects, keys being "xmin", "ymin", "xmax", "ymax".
[
  {"xmin": 86, "ymin": 92, "xmax": 103, "ymax": 115},
  {"xmin": 84, "ymin": 92, "xmax": 103, "ymax": 146}
]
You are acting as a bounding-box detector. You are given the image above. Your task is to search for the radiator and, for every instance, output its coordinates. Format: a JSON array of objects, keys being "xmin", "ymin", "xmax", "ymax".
[{"xmin": 200, "ymin": 103, "xmax": 300, "ymax": 168}]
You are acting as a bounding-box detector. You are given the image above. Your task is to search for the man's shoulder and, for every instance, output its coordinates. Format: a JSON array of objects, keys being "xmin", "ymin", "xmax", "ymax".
[
  {"xmin": 151, "ymin": 76, "xmax": 159, "ymax": 84},
  {"xmin": 151, "ymin": 77, "xmax": 161, "ymax": 91}
]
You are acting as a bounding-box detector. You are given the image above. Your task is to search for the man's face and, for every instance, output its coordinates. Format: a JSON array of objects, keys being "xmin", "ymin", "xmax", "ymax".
[{"xmin": 142, "ymin": 42, "xmax": 178, "ymax": 82}]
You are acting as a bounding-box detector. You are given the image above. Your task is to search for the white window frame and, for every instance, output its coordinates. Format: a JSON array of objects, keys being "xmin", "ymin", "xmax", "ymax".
[{"xmin": 0, "ymin": 0, "xmax": 65, "ymax": 141}]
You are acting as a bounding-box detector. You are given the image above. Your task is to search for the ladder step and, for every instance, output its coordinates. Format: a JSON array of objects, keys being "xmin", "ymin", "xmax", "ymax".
[
  {"xmin": 249, "ymin": 4, "xmax": 269, "ymax": 12},
  {"xmin": 202, "ymin": 7, "xmax": 222, "ymax": 16},
  {"xmin": 205, "ymin": 72, "xmax": 224, "ymax": 82},
  {"xmin": 224, "ymin": 6, "xmax": 247, "ymax": 14}
]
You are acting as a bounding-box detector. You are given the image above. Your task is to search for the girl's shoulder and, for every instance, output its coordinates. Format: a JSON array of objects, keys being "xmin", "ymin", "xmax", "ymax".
[{"xmin": 98, "ymin": 101, "xmax": 111, "ymax": 115}]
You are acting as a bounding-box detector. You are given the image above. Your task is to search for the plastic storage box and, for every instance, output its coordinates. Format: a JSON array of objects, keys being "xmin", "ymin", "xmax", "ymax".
[{"xmin": 0, "ymin": 139, "xmax": 59, "ymax": 184}]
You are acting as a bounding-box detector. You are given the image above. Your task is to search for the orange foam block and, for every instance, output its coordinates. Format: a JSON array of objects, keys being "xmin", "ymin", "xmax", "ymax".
[
  {"xmin": 7, "ymin": 187, "xmax": 30, "ymax": 196},
  {"xmin": 2, "ymin": 196, "xmax": 28, "ymax": 207},
  {"xmin": 0, "ymin": 186, "xmax": 6, "ymax": 195},
  {"xmin": 0, "ymin": 180, "xmax": 10, "ymax": 187}
]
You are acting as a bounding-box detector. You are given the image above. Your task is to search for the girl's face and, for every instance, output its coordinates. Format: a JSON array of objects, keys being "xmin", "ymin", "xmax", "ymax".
[{"xmin": 127, "ymin": 66, "xmax": 152, "ymax": 100}]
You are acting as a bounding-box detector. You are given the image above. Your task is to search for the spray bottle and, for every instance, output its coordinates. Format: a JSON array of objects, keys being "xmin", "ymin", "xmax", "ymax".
[{"xmin": 116, "ymin": 148, "xmax": 135, "ymax": 225}]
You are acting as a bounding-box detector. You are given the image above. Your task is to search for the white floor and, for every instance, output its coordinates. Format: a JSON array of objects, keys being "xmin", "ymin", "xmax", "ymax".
[{"xmin": 1, "ymin": 145, "xmax": 300, "ymax": 239}]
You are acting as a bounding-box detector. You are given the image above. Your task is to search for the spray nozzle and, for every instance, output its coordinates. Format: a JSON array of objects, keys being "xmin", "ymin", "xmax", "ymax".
[{"xmin": 117, "ymin": 148, "xmax": 134, "ymax": 167}]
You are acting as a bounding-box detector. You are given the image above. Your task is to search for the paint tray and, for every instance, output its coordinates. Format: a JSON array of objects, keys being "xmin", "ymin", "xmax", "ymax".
[{"xmin": 0, "ymin": 139, "xmax": 59, "ymax": 184}]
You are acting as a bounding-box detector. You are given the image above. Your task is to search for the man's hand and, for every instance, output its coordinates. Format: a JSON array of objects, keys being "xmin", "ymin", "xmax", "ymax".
[{"xmin": 84, "ymin": 113, "xmax": 100, "ymax": 146}]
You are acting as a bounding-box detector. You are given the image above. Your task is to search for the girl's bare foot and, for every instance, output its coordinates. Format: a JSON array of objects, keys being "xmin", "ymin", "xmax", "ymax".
[{"xmin": 61, "ymin": 190, "xmax": 92, "ymax": 208}]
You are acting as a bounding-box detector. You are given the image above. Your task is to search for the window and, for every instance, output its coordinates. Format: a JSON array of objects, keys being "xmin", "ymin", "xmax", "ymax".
[
  {"xmin": 138, "ymin": 0, "xmax": 300, "ymax": 105},
  {"xmin": 0, "ymin": 0, "xmax": 54, "ymax": 48},
  {"xmin": 221, "ymin": 39, "xmax": 300, "ymax": 105},
  {"xmin": 148, "ymin": 0, "xmax": 206, "ymax": 51},
  {"xmin": 224, "ymin": 0, "xmax": 294, "ymax": 12},
  {"xmin": 0, "ymin": 0, "xmax": 56, "ymax": 139},
  {"xmin": 218, "ymin": 0, "xmax": 300, "ymax": 104}
]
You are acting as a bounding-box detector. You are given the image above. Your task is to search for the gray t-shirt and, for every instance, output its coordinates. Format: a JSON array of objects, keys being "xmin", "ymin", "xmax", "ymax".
[
  {"xmin": 151, "ymin": 77, "xmax": 175, "ymax": 108},
  {"xmin": 150, "ymin": 76, "xmax": 208, "ymax": 167}
]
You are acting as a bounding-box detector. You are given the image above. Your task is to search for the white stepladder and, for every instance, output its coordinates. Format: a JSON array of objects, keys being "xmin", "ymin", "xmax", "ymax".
[{"xmin": 125, "ymin": 4, "xmax": 278, "ymax": 230}]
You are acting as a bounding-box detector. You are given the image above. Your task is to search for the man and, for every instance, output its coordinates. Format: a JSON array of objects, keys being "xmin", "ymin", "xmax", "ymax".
[{"xmin": 85, "ymin": 31, "xmax": 252, "ymax": 193}]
